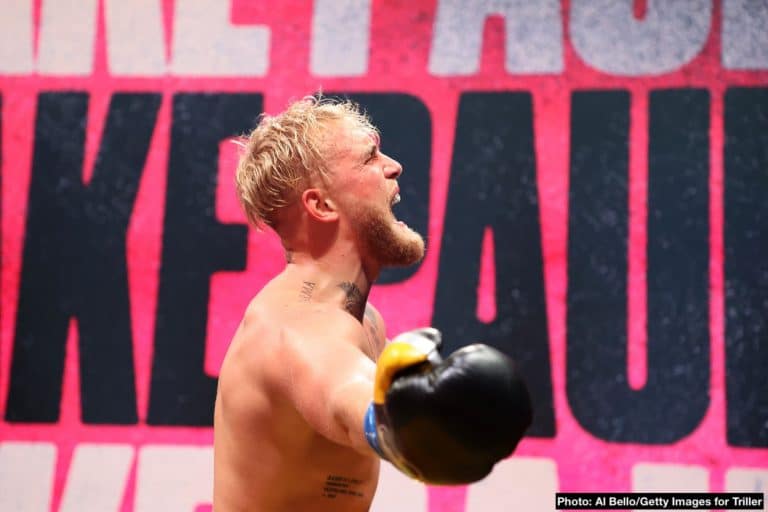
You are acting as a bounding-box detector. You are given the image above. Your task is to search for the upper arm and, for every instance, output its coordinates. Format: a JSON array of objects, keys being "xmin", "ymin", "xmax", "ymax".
[
  {"xmin": 274, "ymin": 310, "xmax": 376, "ymax": 453},
  {"xmin": 364, "ymin": 302, "xmax": 389, "ymax": 352}
]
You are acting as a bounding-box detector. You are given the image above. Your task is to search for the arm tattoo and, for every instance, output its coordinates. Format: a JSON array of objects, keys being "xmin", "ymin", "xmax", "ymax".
[
  {"xmin": 364, "ymin": 306, "xmax": 379, "ymax": 337},
  {"xmin": 299, "ymin": 281, "xmax": 316, "ymax": 302},
  {"xmin": 338, "ymin": 282, "xmax": 365, "ymax": 319},
  {"xmin": 322, "ymin": 474, "xmax": 365, "ymax": 499},
  {"xmin": 364, "ymin": 305, "xmax": 381, "ymax": 358}
]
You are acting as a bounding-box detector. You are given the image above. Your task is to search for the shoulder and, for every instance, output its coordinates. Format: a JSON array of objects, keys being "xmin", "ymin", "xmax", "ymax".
[
  {"xmin": 230, "ymin": 304, "xmax": 354, "ymax": 387},
  {"xmin": 220, "ymin": 302, "xmax": 277, "ymax": 375},
  {"xmin": 364, "ymin": 303, "xmax": 385, "ymax": 331},
  {"xmin": 363, "ymin": 302, "xmax": 387, "ymax": 355},
  {"xmin": 237, "ymin": 301, "xmax": 362, "ymax": 353},
  {"xmin": 275, "ymin": 305, "xmax": 375, "ymax": 391},
  {"xmin": 282, "ymin": 303, "xmax": 364, "ymax": 353}
]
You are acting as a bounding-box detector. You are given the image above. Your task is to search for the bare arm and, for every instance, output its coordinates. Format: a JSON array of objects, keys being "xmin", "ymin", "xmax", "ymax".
[
  {"xmin": 364, "ymin": 302, "xmax": 389, "ymax": 353},
  {"xmin": 273, "ymin": 308, "xmax": 377, "ymax": 455}
]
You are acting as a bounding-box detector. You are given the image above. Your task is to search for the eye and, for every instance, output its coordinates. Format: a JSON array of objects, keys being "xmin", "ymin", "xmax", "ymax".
[{"xmin": 365, "ymin": 147, "xmax": 377, "ymax": 163}]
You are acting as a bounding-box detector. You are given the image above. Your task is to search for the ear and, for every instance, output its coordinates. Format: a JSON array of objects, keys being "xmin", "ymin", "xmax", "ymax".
[{"xmin": 301, "ymin": 188, "xmax": 340, "ymax": 223}]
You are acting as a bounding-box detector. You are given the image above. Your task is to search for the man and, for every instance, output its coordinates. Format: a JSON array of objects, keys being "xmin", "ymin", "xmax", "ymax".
[{"xmin": 213, "ymin": 96, "xmax": 531, "ymax": 511}]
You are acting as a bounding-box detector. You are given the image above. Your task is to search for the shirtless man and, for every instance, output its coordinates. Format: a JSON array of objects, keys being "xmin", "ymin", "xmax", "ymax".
[{"xmin": 213, "ymin": 96, "xmax": 532, "ymax": 511}]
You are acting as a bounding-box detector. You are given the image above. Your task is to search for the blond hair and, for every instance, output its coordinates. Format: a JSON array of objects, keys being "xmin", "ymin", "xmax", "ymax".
[{"xmin": 235, "ymin": 95, "xmax": 378, "ymax": 228}]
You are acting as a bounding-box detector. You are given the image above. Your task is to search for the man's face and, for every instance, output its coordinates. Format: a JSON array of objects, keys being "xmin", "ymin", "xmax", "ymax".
[{"xmin": 324, "ymin": 118, "xmax": 425, "ymax": 267}]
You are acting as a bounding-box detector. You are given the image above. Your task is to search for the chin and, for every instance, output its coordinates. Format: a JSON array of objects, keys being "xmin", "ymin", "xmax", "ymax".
[
  {"xmin": 373, "ymin": 221, "xmax": 426, "ymax": 268},
  {"xmin": 393, "ymin": 225, "xmax": 426, "ymax": 265},
  {"xmin": 354, "ymin": 211, "xmax": 425, "ymax": 268}
]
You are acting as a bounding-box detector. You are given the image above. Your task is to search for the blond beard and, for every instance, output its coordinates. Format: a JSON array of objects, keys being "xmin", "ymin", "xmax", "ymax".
[{"xmin": 354, "ymin": 205, "xmax": 425, "ymax": 267}]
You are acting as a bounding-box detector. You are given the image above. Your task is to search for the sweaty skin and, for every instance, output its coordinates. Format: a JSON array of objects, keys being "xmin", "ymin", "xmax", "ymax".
[
  {"xmin": 214, "ymin": 112, "xmax": 424, "ymax": 511},
  {"xmin": 213, "ymin": 281, "xmax": 386, "ymax": 512}
]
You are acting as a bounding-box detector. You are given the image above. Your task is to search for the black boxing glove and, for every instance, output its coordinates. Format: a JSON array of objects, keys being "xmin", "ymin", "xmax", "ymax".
[{"xmin": 363, "ymin": 328, "xmax": 532, "ymax": 484}]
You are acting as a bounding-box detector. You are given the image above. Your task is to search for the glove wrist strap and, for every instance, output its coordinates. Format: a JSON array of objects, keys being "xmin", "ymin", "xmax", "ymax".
[{"xmin": 364, "ymin": 403, "xmax": 387, "ymax": 460}]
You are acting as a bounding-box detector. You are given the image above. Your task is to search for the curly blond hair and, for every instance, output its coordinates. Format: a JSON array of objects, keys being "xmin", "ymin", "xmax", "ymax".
[{"xmin": 235, "ymin": 95, "xmax": 378, "ymax": 229}]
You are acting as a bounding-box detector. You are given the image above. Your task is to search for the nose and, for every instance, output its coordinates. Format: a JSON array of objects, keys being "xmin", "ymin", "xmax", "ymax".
[{"xmin": 384, "ymin": 154, "xmax": 403, "ymax": 179}]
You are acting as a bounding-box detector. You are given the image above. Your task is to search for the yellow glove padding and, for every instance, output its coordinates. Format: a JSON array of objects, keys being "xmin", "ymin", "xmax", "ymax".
[{"xmin": 373, "ymin": 328, "xmax": 441, "ymax": 404}]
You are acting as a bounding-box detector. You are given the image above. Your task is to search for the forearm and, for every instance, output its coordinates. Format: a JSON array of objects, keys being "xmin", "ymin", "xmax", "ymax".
[
  {"xmin": 329, "ymin": 376, "xmax": 376, "ymax": 455},
  {"xmin": 278, "ymin": 316, "xmax": 380, "ymax": 455}
]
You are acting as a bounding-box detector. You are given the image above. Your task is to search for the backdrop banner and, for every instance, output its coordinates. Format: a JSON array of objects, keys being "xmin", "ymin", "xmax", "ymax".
[{"xmin": 1, "ymin": 1, "xmax": 767, "ymax": 511}]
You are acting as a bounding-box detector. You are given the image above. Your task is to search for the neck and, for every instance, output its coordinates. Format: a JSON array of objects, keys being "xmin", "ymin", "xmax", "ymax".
[{"xmin": 283, "ymin": 238, "xmax": 379, "ymax": 321}]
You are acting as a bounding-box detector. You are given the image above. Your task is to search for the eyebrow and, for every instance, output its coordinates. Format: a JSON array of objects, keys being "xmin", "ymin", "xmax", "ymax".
[{"xmin": 363, "ymin": 143, "xmax": 377, "ymax": 162}]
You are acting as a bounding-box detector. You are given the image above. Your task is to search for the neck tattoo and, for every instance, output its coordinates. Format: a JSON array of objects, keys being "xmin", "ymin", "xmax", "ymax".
[
  {"xmin": 338, "ymin": 282, "xmax": 365, "ymax": 319},
  {"xmin": 299, "ymin": 281, "xmax": 316, "ymax": 302}
]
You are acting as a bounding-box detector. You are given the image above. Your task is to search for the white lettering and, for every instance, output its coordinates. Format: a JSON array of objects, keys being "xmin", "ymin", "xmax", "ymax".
[
  {"xmin": 135, "ymin": 445, "xmax": 213, "ymax": 512},
  {"xmin": 465, "ymin": 457, "xmax": 559, "ymax": 511},
  {"xmin": 171, "ymin": 0, "xmax": 270, "ymax": 76},
  {"xmin": 0, "ymin": 442, "xmax": 56, "ymax": 512},
  {"xmin": 722, "ymin": 0, "xmax": 768, "ymax": 69},
  {"xmin": 0, "ymin": 0, "xmax": 34, "ymax": 74},
  {"xmin": 59, "ymin": 444, "xmax": 134, "ymax": 512},
  {"xmin": 311, "ymin": 0, "xmax": 372, "ymax": 76},
  {"xmin": 726, "ymin": 467, "xmax": 768, "ymax": 494},
  {"xmin": 632, "ymin": 462, "xmax": 708, "ymax": 512},
  {"xmin": 370, "ymin": 463, "xmax": 427, "ymax": 512},
  {"xmin": 570, "ymin": 0, "xmax": 712, "ymax": 75},
  {"xmin": 429, "ymin": 0, "xmax": 563, "ymax": 76},
  {"xmin": 104, "ymin": 0, "xmax": 166, "ymax": 75},
  {"xmin": 38, "ymin": 0, "xmax": 98, "ymax": 75}
]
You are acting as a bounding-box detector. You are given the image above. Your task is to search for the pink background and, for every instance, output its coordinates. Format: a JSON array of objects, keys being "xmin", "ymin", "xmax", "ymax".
[{"xmin": 1, "ymin": 1, "xmax": 767, "ymax": 510}]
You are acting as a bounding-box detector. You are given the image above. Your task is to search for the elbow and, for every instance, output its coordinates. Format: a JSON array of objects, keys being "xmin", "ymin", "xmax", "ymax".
[{"xmin": 329, "ymin": 396, "xmax": 370, "ymax": 456}]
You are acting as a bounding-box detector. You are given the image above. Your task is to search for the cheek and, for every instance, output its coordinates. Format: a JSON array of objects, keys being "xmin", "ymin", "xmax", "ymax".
[
  {"xmin": 336, "ymin": 182, "xmax": 376, "ymax": 214},
  {"xmin": 333, "ymin": 167, "xmax": 387, "ymax": 207},
  {"xmin": 352, "ymin": 173, "xmax": 386, "ymax": 200}
]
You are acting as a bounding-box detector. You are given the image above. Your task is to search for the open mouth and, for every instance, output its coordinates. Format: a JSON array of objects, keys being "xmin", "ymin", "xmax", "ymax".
[{"xmin": 389, "ymin": 191, "xmax": 407, "ymax": 227}]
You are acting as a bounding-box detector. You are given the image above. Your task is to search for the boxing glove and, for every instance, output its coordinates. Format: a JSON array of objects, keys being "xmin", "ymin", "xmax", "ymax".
[{"xmin": 363, "ymin": 328, "xmax": 533, "ymax": 484}]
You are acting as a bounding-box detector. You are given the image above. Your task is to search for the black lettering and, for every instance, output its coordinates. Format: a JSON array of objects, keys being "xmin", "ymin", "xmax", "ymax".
[
  {"xmin": 6, "ymin": 92, "xmax": 160, "ymax": 423},
  {"xmin": 147, "ymin": 93, "xmax": 261, "ymax": 425},
  {"xmin": 724, "ymin": 87, "xmax": 768, "ymax": 448},
  {"xmin": 432, "ymin": 92, "xmax": 554, "ymax": 437},
  {"xmin": 322, "ymin": 475, "xmax": 364, "ymax": 499},
  {"xmin": 567, "ymin": 89, "xmax": 709, "ymax": 443}
]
